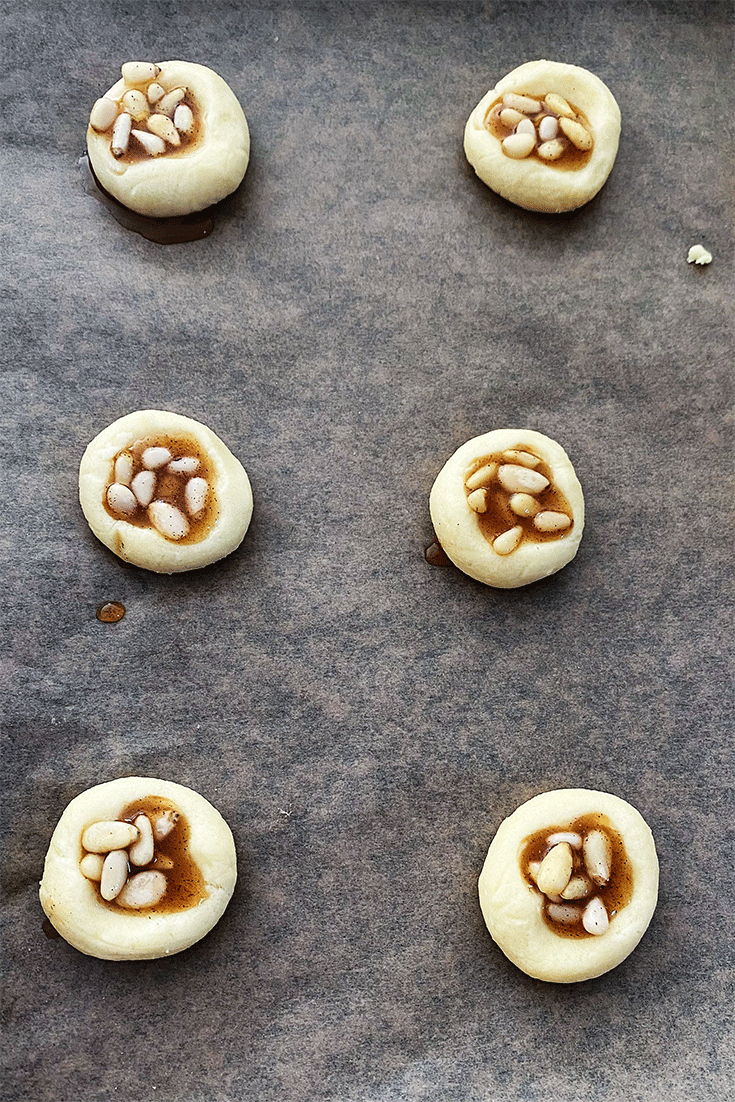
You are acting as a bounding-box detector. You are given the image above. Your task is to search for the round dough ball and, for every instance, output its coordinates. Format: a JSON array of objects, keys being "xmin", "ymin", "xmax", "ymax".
[
  {"xmin": 429, "ymin": 428, "xmax": 584, "ymax": 588},
  {"xmin": 478, "ymin": 788, "xmax": 659, "ymax": 983},
  {"xmin": 87, "ymin": 61, "xmax": 249, "ymax": 217},
  {"xmin": 79, "ymin": 409, "xmax": 253, "ymax": 573},
  {"xmin": 40, "ymin": 776, "xmax": 237, "ymax": 960},
  {"xmin": 464, "ymin": 60, "xmax": 621, "ymax": 213}
]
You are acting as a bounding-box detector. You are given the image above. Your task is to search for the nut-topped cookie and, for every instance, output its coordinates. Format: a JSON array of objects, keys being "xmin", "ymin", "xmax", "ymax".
[
  {"xmin": 40, "ymin": 777, "xmax": 237, "ymax": 960},
  {"xmin": 429, "ymin": 429, "xmax": 584, "ymax": 588},
  {"xmin": 79, "ymin": 409, "xmax": 253, "ymax": 573},
  {"xmin": 478, "ymin": 788, "xmax": 659, "ymax": 982},
  {"xmin": 87, "ymin": 61, "xmax": 249, "ymax": 217},
  {"xmin": 464, "ymin": 60, "xmax": 621, "ymax": 212}
]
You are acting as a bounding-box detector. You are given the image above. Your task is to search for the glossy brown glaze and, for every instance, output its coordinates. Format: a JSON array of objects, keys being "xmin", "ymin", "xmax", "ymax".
[
  {"xmin": 104, "ymin": 433, "xmax": 218, "ymax": 545},
  {"xmin": 464, "ymin": 449, "xmax": 574, "ymax": 545},
  {"xmin": 79, "ymin": 154, "xmax": 218, "ymax": 243},
  {"xmin": 520, "ymin": 813, "xmax": 635, "ymax": 938},
  {"xmin": 82, "ymin": 796, "xmax": 208, "ymax": 915},
  {"xmin": 115, "ymin": 97, "xmax": 203, "ymax": 166},
  {"xmin": 96, "ymin": 601, "xmax": 126, "ymax": 623},
  {"xmin": 484, "ymin": 95, "xmax": 593, "ymax": 171},
  {"xmin": 425, "ymin": 541, "xmax": 451, "ymax": 566}
]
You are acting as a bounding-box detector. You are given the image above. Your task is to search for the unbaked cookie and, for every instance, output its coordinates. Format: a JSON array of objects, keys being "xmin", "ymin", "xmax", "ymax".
[
  {"xmin": 87, "ymin": 61, "xmax": 249, "ymax": 217},
  {"xmin": 464, "ymin": 60, "xmax": 621, "ymax": 213},
  {"xmin": 39, "ymin": 776, "xmax": 237, "ymax": 960},
  {"xmin": 79, "ymin": 409, "xmax": 253, "ymax": 573},
  {"xmin": 478, "ymin": 788, "xmax": 659, "ymax": 983},
  {"xmin": 429, "ymin": 428, "xmax": 584, "ymax": 588}
]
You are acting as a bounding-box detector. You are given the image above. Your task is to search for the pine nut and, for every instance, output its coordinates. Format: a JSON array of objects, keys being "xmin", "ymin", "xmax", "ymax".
[
  {"xmin": 561, "ymin": 875, "xmax": 591, "ymax": 900},
  {"xmin": 528, "ymin": 860, "xmax": 541, "ymax": 881},
  {"xmin": 114, "ymin": 451, "xmax": 134, "ymax": 486},
  {"xmin": 493, "ymin": 526, "xmax": 523, "ymax": 555},
  {"xmin": 132, "ymin": 129, "xmax": 166, "ymax": 157},
  {"xmin": 582, "ymin": 896, "xmax": 609, "ymax": 935},
  {"xmin": 465, "ymin": 463, "xmax": 498, "ymax": 490},
  {"xmin": 544, "ymin": 92, "xmax": 575, "ymax": 119},
  {"xmin": 101, "ymin": 849, "xmax": 129, "ymax": 900},
  {"xmin": 501, "ymin": 450, "xmax": 540, "ymax": 468},
  {"xmin": 547, "ymin": 902, "xmax": 581, "ymax": 926},
  {"xmin": 174, "ymin": 104, "xmax": 194, "ymax": 135},
  {"xmin": 502, "ymin": 92, "xmax": 541, "ymax": 115},
  {"xmin": 538, "ymin": 115, "xmax": 559, "ymax": 141},
  {"xmin": 79, "ymin": 853, "xmax": 104, "ymax": 880},
  {"xmin": 146, "ymin": 82, "xmax": 165, "ymax": 104},
  {"xmin": 583, "ymin": 829, "xmax": 612, "ymax": 885},
  {"xmin": 497, "ymin": 464, "xmax": 549, "ymax": 495},
  {"xmin": 509, "ymin": 493, "xmax": 539, "ymax": 518},
  {"xmin": 121, "ymin": 89, "xmax": 149, "ymax": 122},
  {"xmin": 184, "ymin": 476, "xmax": 208, "ymax": 517},
  {"xmin": 168, "ymin": 456, "xmax": 200, "ymax": 475},
  {"xmin": 502, "ymin": 132, "xmax": 535, "ymax": 159},
  {"xmin": 90, "ymin": 97, "xmax": 118, "ymax": 132},
  {"xmin": 147, "ymin": 113, "xmax": 181, "ymax": 146},
  {"xmin": 533, "ymin": 510, "xmax": 571, "ymax": 532},
  {"xmin": 158, "ymin": 88, "xmax": 186, "ymax": 117},
  {"xmin": 547, "ymin": 831, "xmax": 582, "ymax": 848},
  {"xmin": 559, "ymin": 117, "xmax": 593, "ymax": 150},
  {"xmin": 536, "ymin": 842, "xmax": 573, "ymax": 896},
  {"xmin": 116, "ymin": 870, "xmax": 167, "ymax": 910},
  {"xmin": 142, "ymin": 446, "xmax": 172, "ymax": 469},
  {"xmin": 499, "ymin": 107, "xmax": 525, "ymax": 127},
  {"xmin": 515, "ymin": 118, "xmax": 536, "ymax": 137},
  {"xmin": 131, "ymin": 470, "xmax": 156, "ymax": 507},
  {"xmin": 129, "ymin": 814, "xmax": 155, "ymax": 867},
  {"xmin": 121, "ymin": 62, "xmax": 161, "ymax": 86},
  {"xmin": 82, "ymin": 820, "xmax": 139, "ymax": 853},
  {"xmin": 148, "ymin": 501, "xmax": 190, "ymax": 540},
  {"xmin": 467, "ymin": 488, "xmax": 487, "ymax": 513},
  {"xmin": 106, "ymin": 483, "xmax": 137, "ymax": 516},
  {"xmin": 537, "ymin": 139, "xmax": 565, "ymax": 162},
  {"xmin": 152, "ymin": 809, "xmax": 179, "ymax": 841},
  {"xmin": 111, "ymin": 112, "xmax": 132, "ymax": 157}
]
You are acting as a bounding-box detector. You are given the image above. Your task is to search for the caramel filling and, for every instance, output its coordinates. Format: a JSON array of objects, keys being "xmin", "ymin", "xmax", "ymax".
[
  {"xmin": 520, "ymin": 814, "xmax": 634, "ymax": 938},
  {"xmin": 485, "ymin": 93, "xmax": 594, "ymax": 170},
  {"xmin": 81, "ymin": 797, "xmax": 209, "ymax": 915},
  {"xmin": 117, "ymin": 95, "xmax": 203, "ymax": 165},
  {"xmin": 464, "ymin": 448, "xmax": 574, "ymax": 547},
  {"xmin": 104, "ymin": 433, "xmax": 218, "ymax": 544}
]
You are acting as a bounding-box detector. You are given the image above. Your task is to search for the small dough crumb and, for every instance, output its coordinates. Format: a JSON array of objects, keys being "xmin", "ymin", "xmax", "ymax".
[{"xmin": 687, "ymin": 244, "xmax": 712, "ymax": 265}]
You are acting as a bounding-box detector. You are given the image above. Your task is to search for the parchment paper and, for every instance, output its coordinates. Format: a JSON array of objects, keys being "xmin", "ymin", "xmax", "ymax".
[{"xmin": 2, "ymin": 3, "xmax": 733, "ymax": 1100}]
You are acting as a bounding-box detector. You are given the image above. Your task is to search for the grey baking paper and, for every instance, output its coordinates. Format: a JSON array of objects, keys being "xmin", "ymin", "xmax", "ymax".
[{"xmin": 2, "ymin": 2, "xmax": 733, "ymax": 1101}]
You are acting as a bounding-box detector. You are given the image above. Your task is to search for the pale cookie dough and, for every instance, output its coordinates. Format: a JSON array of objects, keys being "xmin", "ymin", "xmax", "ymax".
[
  {"xmin": 687, "ymin": 244, "xmax": 712, "ymax": 265},
  {"xmin": 40, "ymin": 776, "xmax": 237, "ymax": 960},
  {"xmin": 464, "ymin": 60, "xmax": 621, "ymax": 213},
  {"xmin": 429, "ymin": 428, "xmax": 584, "ymax": 588},
  {"xmin": 479, "ymin": 788, "xmax": 659, "ymax": 983},
  {"xmin": 87, "ymin": 60, "xmax": 249, "ymax": 217},
  {"xmin": 79, "ymin": 409, "xmax": 253, "ymax": 573}
]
